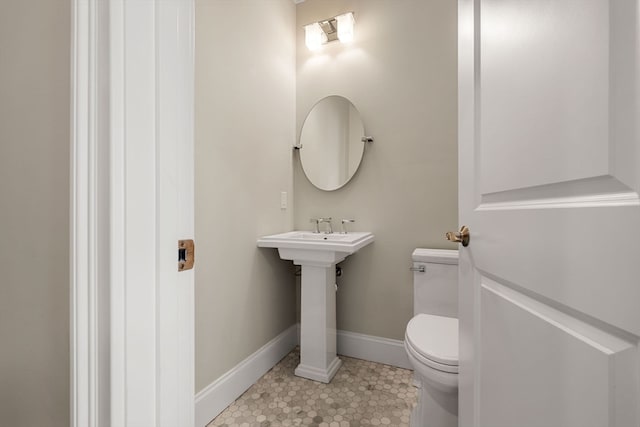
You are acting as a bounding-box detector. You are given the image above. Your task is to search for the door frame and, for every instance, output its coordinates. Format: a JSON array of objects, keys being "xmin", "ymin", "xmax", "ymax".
[
  {"xmin": 71, "ymin": 0, "xmax": 108, "ymax": 425},
  {"xmin": 457, "ymin": 0, "xmax": 477, "ymax": 425},
  {"xmin": 71, "ymin": 1, "xmax": 195, "ymax": 426}
]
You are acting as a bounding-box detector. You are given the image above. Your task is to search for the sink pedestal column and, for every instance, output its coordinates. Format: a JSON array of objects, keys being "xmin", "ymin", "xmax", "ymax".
[{"xmin": 295, "ymin": 262, "xmax": 342, "ymax": 383}]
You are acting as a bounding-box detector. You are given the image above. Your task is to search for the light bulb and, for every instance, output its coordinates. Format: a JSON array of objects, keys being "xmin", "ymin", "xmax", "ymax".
[
  {"xmin": 336, "ymin": 12, "xmax": 355, "ymax": 43},
  {"xmin": 305, "ymin": 22, "xmax": 324, "ymax": 51}
]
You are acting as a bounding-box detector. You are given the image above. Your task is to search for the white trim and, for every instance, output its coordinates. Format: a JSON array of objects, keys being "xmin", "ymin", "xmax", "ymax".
[
  {"xmin": 109, "ymin": 1, "xmax": 196, "ymax": 425},
  {"xmin": 194, "ymin": 325, "xmax": 299, "ymax": 427},
  {"xmin": 109, "ymin": 2, "xmax": 160, "ymax": 424},
  {"xmin": 107, "ymin": 1, "xmax": 126, "ymax": 423},
  {"xmin": 337, "ymin": 329, "xmax": 412, "ymax": 370},
  {"xmin": 194, "ymin": 325, "xmax": 411, "ymax": 426},
  {"xmin": 477, "ymin": 191, "xmax": 640, "ymax": 211},
  {"xmin": 71, "ymin": 0, "xmax": 105, "ymax": 425},
  {"xmin": 155, "ymin": 2, "xmax": 196, "ymax": 426},
  {"xmin": 72, "ymin": 1, "xmax": 195, "ymax": 426},
  {"xmin": 297, "ymin": 323, "xmax": 412, "ymax": 370}
]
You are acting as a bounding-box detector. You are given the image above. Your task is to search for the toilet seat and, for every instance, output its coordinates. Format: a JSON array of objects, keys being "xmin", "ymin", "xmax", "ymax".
[
  {"xmin": 405, "ymin": 314, "xmax": 458, "ymax": 374},
  {"xmin": 405, "ymin": 338, "xmax": 458, "ymax": 374}
]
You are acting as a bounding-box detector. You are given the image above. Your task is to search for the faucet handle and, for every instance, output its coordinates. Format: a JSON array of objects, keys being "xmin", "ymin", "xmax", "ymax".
[
  {"xmin": 341, "ymin": 219, "xmax": 355, "ymax": 234},
  {"xmin": 318, "ymin": 217, "xmax": 333, "ymax": 234},
  {"xmin": 309, "ymin": 218, "xmax": 320, "ymax": 233}
]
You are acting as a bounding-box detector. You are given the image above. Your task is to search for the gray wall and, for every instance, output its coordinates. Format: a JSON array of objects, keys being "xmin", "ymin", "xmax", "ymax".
[
  {"xmin": 0, "ymin": 1, "xmax": 70, "ymax": 426},
  {"xmin": 295, "ymin": 0, "xmax": 458, "ymax": 340},
  {"xmin": 195, "ymin": 0, "xmax": 297, "ymax": 392}
]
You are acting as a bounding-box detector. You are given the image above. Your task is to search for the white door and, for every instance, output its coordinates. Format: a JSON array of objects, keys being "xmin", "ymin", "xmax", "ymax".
[{"xmin": 458, "ymin": 1, "xmax": 640, "ymax": 426}]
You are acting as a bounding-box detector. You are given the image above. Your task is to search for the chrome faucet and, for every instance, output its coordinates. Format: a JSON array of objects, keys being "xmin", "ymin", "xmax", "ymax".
[
  {"xmin": 341, "ymin": 219, "xmax": 355, "ymax": 234},
  {"xmin": 309, "ymin": 218, "xmax": 320, "ymax": 233},
  {"xmin": 318, "ymin": 217, "xmax": 333, "ymax": 234}
]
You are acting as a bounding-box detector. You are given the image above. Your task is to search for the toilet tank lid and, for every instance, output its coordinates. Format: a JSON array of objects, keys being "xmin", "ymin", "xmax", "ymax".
[{"xmin": 412, "ymin": 248, "xmax": 458, "ymax": 264}]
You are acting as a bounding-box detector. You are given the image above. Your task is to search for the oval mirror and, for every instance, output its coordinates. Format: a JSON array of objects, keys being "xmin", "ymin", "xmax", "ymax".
[{"xmin": 299, "ymin": 96, "xmax": 366, "ymax": 191}]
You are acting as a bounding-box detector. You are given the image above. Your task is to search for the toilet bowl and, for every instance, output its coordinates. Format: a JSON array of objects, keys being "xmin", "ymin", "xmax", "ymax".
[
  {"xmin": 405, "ymin": 249, "xmax": 458, "ymax": 427},
  {"xmin": 405, "ymin": 314, "xmax": 458, "ymax": 427}
]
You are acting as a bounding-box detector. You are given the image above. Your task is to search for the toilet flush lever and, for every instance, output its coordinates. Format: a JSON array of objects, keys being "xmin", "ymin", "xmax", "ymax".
[
  {"xmin": 409, "ymin": 265, "xmax": 426, "ymax": 273},
  {"xmin": 445, "ymin": 225, "xmax": 470, "ymax": 247}
]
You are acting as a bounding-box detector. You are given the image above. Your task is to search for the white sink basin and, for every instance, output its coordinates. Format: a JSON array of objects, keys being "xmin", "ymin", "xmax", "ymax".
[
  {"xmin": 257, "ymin": 230, "xmax": 374, "ymax": 383},
  {"xmin": 258, "ymin": 231, "xmax": 374, "ymax": 264}
]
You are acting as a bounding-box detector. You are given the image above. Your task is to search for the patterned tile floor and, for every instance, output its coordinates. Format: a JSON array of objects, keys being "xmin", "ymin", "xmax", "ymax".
[{"xmin": 207, "ymin": 348, "xmax": 417, "ymax": 427}]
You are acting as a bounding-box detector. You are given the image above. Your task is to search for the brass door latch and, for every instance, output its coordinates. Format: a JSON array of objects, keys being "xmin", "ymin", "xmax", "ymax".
[{"xmin": 178, "ymin": 239, "xmax": 195, "ymax": 271}]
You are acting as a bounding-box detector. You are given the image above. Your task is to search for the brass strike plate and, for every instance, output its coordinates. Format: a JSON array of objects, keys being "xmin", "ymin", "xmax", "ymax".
[{"xmin": 178, "ymin": 239, "xmax": 195, "ymax": 271}]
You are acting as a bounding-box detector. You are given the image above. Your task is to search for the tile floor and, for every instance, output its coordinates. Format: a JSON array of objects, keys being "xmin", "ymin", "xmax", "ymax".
[{"xmin": 207, "ymin": 348, "xmax": 417, "ymax": 427}]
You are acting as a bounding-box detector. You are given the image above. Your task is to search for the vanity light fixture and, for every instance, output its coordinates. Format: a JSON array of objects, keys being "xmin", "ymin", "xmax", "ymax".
[
  {"xmin": 304, "ymin": 12, "xmax": 355, "ymax": 51},
  {"xmin": 304, "ymin": 22, "xmax": 326, "ymax": 51},
  {"xmin": 335, "ymin": 12, "xmax": 355, "ymax": 43}
]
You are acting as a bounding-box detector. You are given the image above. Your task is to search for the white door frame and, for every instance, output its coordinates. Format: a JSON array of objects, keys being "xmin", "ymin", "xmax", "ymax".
[{"xmin": 71, "ymin": 1, "xmax": 195, "ymax": 426}]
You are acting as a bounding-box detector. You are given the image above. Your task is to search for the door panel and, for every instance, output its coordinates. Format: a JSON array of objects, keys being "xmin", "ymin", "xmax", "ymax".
[
  {"xmin": 479, "ymin": 278, "xmax": 637, "ymax": 427},
  {"xmin": 480, "ymin": 0, "xmax": 610, "ymax": 194},
  {"xmin": 459, "ymin": 0, "xmax": 640, "ymax": 425},
  {"xmin": 473, "ymin": 206, "xmax": 640, "ymax": 336}
]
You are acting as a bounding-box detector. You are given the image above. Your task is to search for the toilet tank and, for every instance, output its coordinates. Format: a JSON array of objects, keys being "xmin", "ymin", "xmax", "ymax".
[{"xmin": 412, "ymin": 248, "xmax": 458, "ymax": 318}]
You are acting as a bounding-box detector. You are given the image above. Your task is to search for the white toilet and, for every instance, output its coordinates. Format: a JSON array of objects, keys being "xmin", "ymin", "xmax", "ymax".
[{"xmin": 405, "ymin": 248, "xmax": 459, "ymax": 427}]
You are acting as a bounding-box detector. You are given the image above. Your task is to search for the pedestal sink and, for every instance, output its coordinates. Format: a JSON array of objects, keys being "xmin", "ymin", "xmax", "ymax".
[{"xmin": 257, "ymin": 231, "xmax": 374, "ymax": 383}]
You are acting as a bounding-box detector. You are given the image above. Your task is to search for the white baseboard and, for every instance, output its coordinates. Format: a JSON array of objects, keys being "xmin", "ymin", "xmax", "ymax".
[
  {"xmin": 194, "ymin": 324, "xmax": 298, "ymax": 427},
  {"xmin": 337, "ymin": 329, "xmax": 411, "ymax": 370},
  {"xmin": 195, "ymin": 324, "xmax": 411, "ymax": 426}
]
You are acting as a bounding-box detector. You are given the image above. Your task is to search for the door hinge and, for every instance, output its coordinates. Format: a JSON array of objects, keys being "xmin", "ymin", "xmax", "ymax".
[{"xmin": 178, "ymin": 239, "xmax": 195, "ymax": 271}]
